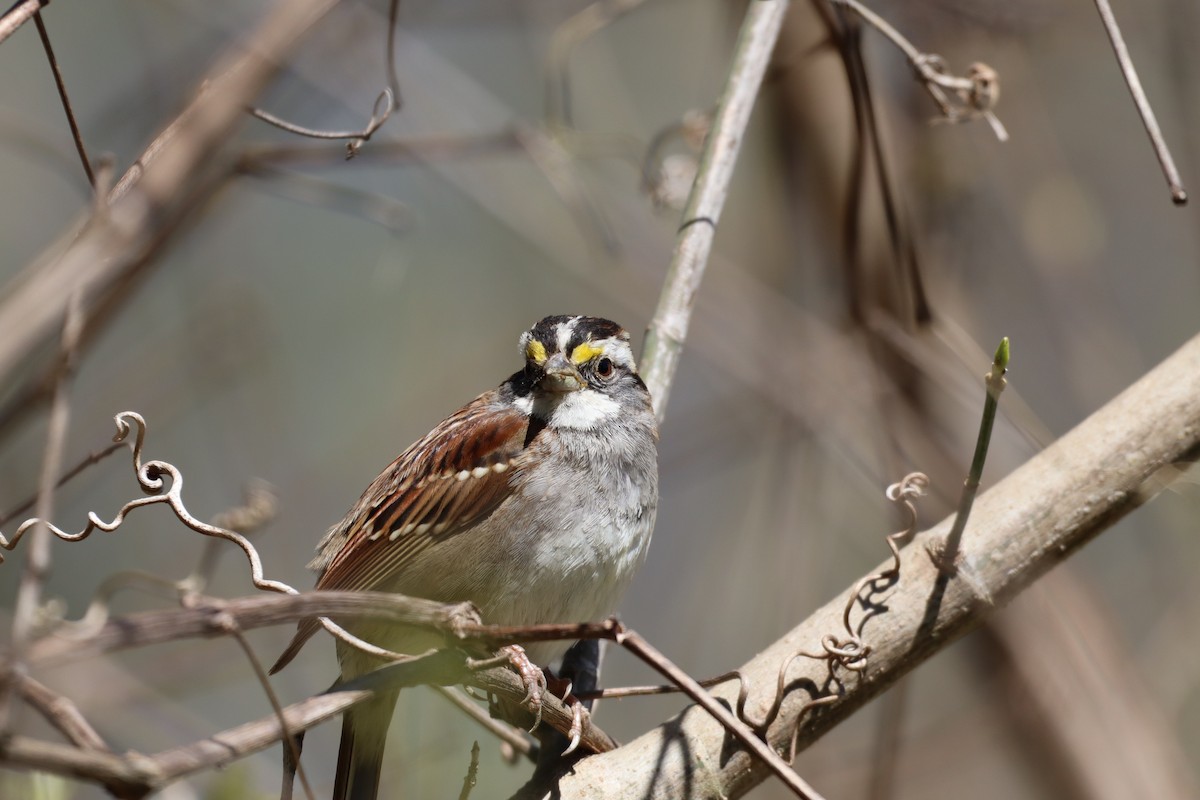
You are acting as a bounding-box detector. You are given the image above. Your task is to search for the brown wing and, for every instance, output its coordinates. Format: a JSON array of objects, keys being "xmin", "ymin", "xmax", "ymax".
[
  {"xmin": 313, "ymin": 390, "xmax": 530, "ymax": 593},
  {"xmin": 269, "ymin": 389, "xmax": 530, "ymax": 675}
]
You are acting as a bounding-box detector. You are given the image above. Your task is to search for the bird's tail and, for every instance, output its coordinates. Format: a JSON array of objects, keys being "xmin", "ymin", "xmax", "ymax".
[{"xmin": 333, "ymin": 689, "xmax": 401, "ymax": 800}]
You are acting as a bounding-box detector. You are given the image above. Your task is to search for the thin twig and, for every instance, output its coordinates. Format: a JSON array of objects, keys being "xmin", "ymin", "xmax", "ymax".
[
  {"xmin": 0, "ymin": 691, "xmax": 371, "ymax": 796},
  {"xmin": 640, "ymin": 0, "xmax": 790, "ymax": 421},
  {"xmin": 0, "ymin": 442, "xmax": 126, "ymax": 528},
  {"xmin": 938, "ymin": 337, "xmax": 1009, "ymax": 566},
  {"xmin": 544, "ymin": 0, "xmax": 648, "ymax": 131},
  {"xmin": 248, "ymin": 0, "xmax": 403, "ymax": 158},
  {"xmin": 33, "ymin": 10, "xmax": 94, "ymax": 186},
  {"xmin": 1090, "ymin": 0, "xmax": 1187, "ymax": 205},
  {"xmin": 27, "ymin": 591, "xmax": 480, "ymax": 666},
  {"xmin": 433, "ymin": 686, "xmax": 536, "ymax": 762},
  {"xmin": 457, "ymin": 741, "xmax": 481, "ymax": 800},
  {"xmin": 574, "ymin": 669, "xmax": 740, "ymax": 700},
  {"xmin": 383, "ymin": 0, "xmax": 402, "ymax": 102},
  {"xmin": 832, "ymin": 0, "xmax": 1008, "ymax": 141},
  {"xmin": 830, "ymin": 13, "xmax": 927, "ymax": 327},
  {"xmin": 15, "ymin": 674, "xmax": 109, "ymax": 752},
  {"xmin": 247, "ymin": 88, "xmax": 394, "ymax": 149},
  {"xmin": 222, "ymin": 618, "xmax": 315, "ymax": 800},
  {"xmin": 5, "ymin": 292, "xmax": 83, "ymax": 731},
  {"xmin": 617, "ymin": 628, "xmax": 827, "ymax": 800},
  {"xmin": 237, "ymin": 129, "xmax": 524, "ymax": 169}
]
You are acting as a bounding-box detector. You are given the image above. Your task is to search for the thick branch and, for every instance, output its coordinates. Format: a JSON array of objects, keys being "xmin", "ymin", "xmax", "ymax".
[{"xmin": 528, "ymin": 330, "xmax": 1200, "ymax": 798}]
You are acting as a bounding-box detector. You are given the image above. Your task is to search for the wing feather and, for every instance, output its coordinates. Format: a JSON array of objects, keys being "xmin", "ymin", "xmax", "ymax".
[{"xmin": 313, "ymin": 391, "xmax": 529, "ymax": 593}]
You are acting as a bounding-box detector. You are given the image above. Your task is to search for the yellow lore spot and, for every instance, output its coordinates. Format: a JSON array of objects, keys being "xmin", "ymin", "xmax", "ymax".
[
  {"xmin": 525, "ymin": 339, "xmax": 547, "ymax": 365},
  {"xmin": 570, "ymin": 341, "xmax": 604, "ymax": 365}
]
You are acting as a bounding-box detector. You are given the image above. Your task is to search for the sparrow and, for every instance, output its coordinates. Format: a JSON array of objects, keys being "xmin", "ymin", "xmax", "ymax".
[{"xmin": 271, "ymin": 315, "xmax": 659, "ymax": 800}]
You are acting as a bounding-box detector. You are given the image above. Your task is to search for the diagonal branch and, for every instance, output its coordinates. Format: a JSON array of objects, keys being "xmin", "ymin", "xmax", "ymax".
[
  {"xmin": 639, "ymin": 0, "xmax": 789, "ymax": 421},
  {"xmin": 0, "ymin": 0, "xmax": 345, "ymax": 441},
  {"xmin": 0, "ymin": 0, "xmax": 47, "ymax": 47},
  {"xmin": 1090, "ymin": 0, "xmax": 1187, "ymax": 205},
  {"xmin": 528, "ymin": 329, "xmax": 1200, "ymax": 798}
]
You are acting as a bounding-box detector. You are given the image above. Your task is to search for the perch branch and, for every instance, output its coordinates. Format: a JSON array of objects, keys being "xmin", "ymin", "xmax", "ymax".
[
  {"xmin": 526, "ymin": 329, "xmax": 1200, "ymax": 798},
  {"xmin": 12, "ymin": 319, "xmax": 1200, "ymax": 799}
]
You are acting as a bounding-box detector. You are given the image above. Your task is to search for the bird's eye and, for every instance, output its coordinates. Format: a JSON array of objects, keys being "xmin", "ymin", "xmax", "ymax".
[{"xmin": 595, "ymin": 357, "xmax": 614, "ymax": 379}]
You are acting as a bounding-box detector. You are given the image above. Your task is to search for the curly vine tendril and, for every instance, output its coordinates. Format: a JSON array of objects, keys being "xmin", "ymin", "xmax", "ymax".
[
  {"xmin": 0, "ymin": 413, "xmax": 279, "ymax": 596},
  {"xmin": 0, "ymin": 411, "xmax": 409, "ymax": 663},
  {"xmin": 632, "ymin": 473, "xmax": 929, "ymax": 764}
]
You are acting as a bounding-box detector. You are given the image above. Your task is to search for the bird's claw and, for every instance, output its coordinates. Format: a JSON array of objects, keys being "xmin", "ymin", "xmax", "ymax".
[
  {"xmin": 501, "ymin": 644, "xmax": 547, "ymax": 729},
  {"xmin": 498, "ymin": 645, "xmax": 589, "ymax": 749},
  {"xmin": 543, "ymin": 675, "xmax": 589, "ymax": 755},
  {"xmin": 562, "ymin": 692, "xmax": 589, "ymax": 756}
]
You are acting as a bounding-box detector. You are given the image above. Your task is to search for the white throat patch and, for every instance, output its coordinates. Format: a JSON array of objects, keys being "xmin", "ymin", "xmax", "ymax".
[{"xmin": 539, "ymin": 388, "xmax": 620, "ymax": 429}]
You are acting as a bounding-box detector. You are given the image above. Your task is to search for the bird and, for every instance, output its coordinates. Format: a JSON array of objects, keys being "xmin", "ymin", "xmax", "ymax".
[{"xmin": 271, "ymin": 315, "xmax": 659, "ymax": 800}]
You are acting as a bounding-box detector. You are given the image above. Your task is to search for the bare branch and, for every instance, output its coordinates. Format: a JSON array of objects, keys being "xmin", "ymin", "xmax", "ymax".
[
  {"xmin": 10, "ymin": 328, "xmax": 1200, "ymax": 800},
  {"xmin": 32, "ymin": 10, "xmax": 93, "ymax": 186},
  {"xmin": 434, "ymin": 686, "xmax": 536, "ymax": 762},
  {"xmin": 457, "ymin": 740, "xmax": 481, "ymax": 800},
  {"xmin": 0, "ymin": 0, "xmax": 47, "ymax": 47},
  {"xmin": 832, "ymin": 0, "xmax": 1008, "ymax": 140},
  {"xmin": 0, "ymin": 0, "xmax": 345, "ymax": 441},
  {"xmin": 247, "ymin": 0, "xmax": 401, "ymax": 159},
  {"xmin": 27, "ymin": 591, "xmax": 481, "ymax": 666},
  {"xmin": 248, "ymin": 87, "xmax": 396, "ymax": 156},
  {"xmin": 2, "ymin": 646, "xmax": 613, "ymax": 796},
  {"xmin": 223, "ymin": 619, "xmax": 317, "ymax": 800},
  {"xmin": 641, "ymin": 0, "xmax": 789, "ymax": 420},
  {"xmin": 9, "ymin": 291, "xmax": 82, "ymax": 651},
  {"xmin": 0, "ymin": 692, "xmax": 367, "ymax": 798},
  {"xmin": 531, "ymin": 329, "xmax": 1200, "ymax": 798},
  {"xmin": 15, "ymin": 673, "xmax": 109, "ymax": 752},
  {"xmin": 1090, "ymin": 0, "xmax": 1187, "ymax": 205}
]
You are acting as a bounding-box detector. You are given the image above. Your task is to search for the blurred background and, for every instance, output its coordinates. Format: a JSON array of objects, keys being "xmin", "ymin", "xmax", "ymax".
[{"xmin": 0, "ymin": 1, "xmax": 1198, "ymax": 798}]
